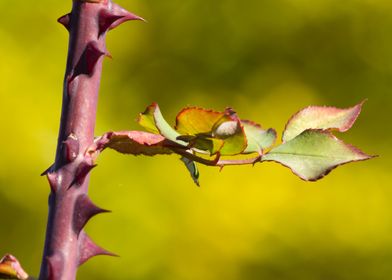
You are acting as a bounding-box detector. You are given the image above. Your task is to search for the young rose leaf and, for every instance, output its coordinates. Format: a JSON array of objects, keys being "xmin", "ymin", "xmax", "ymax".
[
  {"xmin": 138, "ymin": 103, "xmax": 186, "ymax": 145},
  {"xmin": 175, "ymin": 107, "xmax": 247, "ymax": 155},
  {"xmin": 90, "ymin": 131, "xmax": 179, "ymax": 156},
  {"xmin": 242, "ymin": 120, "xmax": 277, "ymax": 154},
  {"xmin": 262, "ymin": 129, "xmax": 373, "ymax": 181},
  {"xmin": 282, "ymin": 101, "xmax": 364, "ymax": 142},
  {"xmin": 180, "ymin": 157, "xmax": 200, "ymax": 186},
  {"xmin": 175, "ymin": 107, "xmax": 225, "ymax": 135},
  {"xmin": 137, "ymin": 103, "xmax": 160, "ymax": 134},
  {"xmin": 0, "ymin": 255, "xmax": 29, "ymax": 280}
]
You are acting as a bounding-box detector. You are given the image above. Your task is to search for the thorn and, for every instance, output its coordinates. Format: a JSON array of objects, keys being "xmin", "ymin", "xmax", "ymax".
[
  {"xmin": 63, "ymin": 133, "xmax": 80, "ymax": 163},
  {"xmin": 47, "ymin": 173, "xmax": 59, "ymax": 192},
  {"xmin": 73, "ymin": 194, "xmax": 110, "ymax": 235},
  {"xmin": 219, "ymin": 165, "xmax": 224, "ymax": 172},
  {"xmin": 68, "ymin": 160, "xmax": 97, "ymax": 189},
  {"xmin": 46, "ymin": 254, "xmax": 63, "ymax": 280},
  {"xmin": 70, "ymin": 41, "xmax": 106, "ymax": 82},
  {"xmin": 98, "ymin": 3, "xmax": 144, "ymax": 36},
  {"xmin": 57, "ymin": 13, "xmax": 71, "ymax": 31},
  {"xmin": 41, "ymin": 164, "xmax": 54, "ymax": 176},
  {"xmin": 78, "ymin": 231, "xmax": 118, "ymax": 267}
]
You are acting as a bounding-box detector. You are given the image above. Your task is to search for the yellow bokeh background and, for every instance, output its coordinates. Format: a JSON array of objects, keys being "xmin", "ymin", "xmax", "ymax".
[{"xmin": 0, "ymin": 1, "xmax": 391, "ymax": 279}]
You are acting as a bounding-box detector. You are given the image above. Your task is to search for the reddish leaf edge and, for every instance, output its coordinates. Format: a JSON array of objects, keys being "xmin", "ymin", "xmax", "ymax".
[
  {"xmin": 262, "ymin": 129, "xmax": 377, "ymax": 181},
  {"xmin": 282, "ymin": 100, "xmax": 366, "ymax": 142},
  {"xmin": 88, "ymin": 103, "xmax": 375, "ymax": 184}
]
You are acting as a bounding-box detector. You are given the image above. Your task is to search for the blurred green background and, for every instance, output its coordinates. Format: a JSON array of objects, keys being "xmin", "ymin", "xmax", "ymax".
[{"xmin": 0, "ymin": 0, "xmax": 391, "ymax": 279}]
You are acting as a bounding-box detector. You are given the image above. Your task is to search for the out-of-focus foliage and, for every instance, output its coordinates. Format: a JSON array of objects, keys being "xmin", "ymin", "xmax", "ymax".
[{"xmin": 0, "ymin": 0, "xmax": 390, "ymax": 279}]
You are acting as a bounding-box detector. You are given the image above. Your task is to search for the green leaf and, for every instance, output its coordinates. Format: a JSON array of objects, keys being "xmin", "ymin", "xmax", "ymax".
[
  {"xmin": 282, "ymin": 101, "xmax": 364, "ymax": 142},
  {"xmin": 137, "ymin": 103, "xmax": 160, "ymax": 134},
  {"xmin": 262, "ymin": 129, "xmax": 373, "ymax": 181},
  {"xmin": 138, "ymin": 103, "xmax": 186, "ymax": 145},
  {"xmin": 242, "ymin": 120, "xmax": 277, "ymax": 154},
  {"xmin": 0, "ymin": 255, "xmax": 29, "ymax": 280},
  {"xmin": 180, "ymin": 157, "xmax": 200, "ymax": 186}
]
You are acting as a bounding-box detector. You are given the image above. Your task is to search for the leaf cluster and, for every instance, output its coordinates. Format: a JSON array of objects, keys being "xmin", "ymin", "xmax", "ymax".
[{"xmin": 88, "ymin": 101, "xmax": 373, "ymax": 185}]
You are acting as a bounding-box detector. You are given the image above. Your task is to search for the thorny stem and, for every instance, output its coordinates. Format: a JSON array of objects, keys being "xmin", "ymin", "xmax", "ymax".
[{"xmin": 38, "ymin": 1, "xmax": 141, "ymax": 279}]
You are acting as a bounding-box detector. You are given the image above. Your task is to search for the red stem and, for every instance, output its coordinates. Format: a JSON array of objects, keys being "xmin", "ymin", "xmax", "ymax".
[
  {"xmin": 39, "ymin": 1, "xmax": 141, "ymax": 279},
  {"xmin": 171, "ymin": 148, "xmax": 261, "ymax": 167}
]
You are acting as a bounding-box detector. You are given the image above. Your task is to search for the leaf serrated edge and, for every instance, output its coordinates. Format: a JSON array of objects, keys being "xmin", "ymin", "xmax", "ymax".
[
  {"xmin": 263, "ymin": 129, "xmax": 376, "ymax": 181},
  {"xmin": 241, "ymin": 119, "xmax": 277, "ymax": 153},
  {"xmin": 174, "ymin": 106, "xmax": 225, "ymax": 131},
  {"xmin": 282, "ymin": 100, "xmax": 366, "ymax": 142}
]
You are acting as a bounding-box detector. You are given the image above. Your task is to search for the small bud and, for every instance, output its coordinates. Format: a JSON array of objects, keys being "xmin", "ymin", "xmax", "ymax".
[
  {"xmin": 212, "ymin": 121, "xmax": 239, "ymax": 139},
  {"xmin": 0, "ymin": 254, "xmax": 29, "ymax": 280}
]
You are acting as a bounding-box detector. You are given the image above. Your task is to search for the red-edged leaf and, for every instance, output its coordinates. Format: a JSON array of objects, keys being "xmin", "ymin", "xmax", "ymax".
[
  {"xmin": 282, "ymin": 101, "xmax": 365, "ymax": 142},
  {"xmin": 89, "ymin": 131, "xmax": 183, "ymax": 157},
  {"xmin": 263, "ymin": 129, "xmax": 374, "ymax": 181},
  {"xmin": 175, "ymin": 107, "xmax": 247, "ymax": 155},
  {"xmin": 175, "ymin": 107, "xmax": 225, "ymax": 135},
  {"xmin": 242, "ymin": 120, "xmax": 277, "ymax": 154}
]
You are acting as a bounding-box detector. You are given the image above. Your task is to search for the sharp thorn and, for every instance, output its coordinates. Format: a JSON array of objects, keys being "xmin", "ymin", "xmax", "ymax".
[
  {"xmin": 57, "ymin": 13, "xmax": 71, "ymax": 31},
  {"xmin": 73, "ymin": 194, "xmax": 110, "ymax": 235},
  {"xmin": 70, "ymin": 41, "xmax": 106, "ymax": 81},
  {"xmin": 41, "ymin": 164, "xmax": 54, "ymax": 176},
  {"xmin": 78, "ymin": 231, "xmax": 118, "ymax": 267},
  {"xmin": 68, "ymin": 160, "xmax": 97, "ymax": 189},
  {"xmin": 98, "ymin": 4, "xmax": 144, "ymax": 36}
]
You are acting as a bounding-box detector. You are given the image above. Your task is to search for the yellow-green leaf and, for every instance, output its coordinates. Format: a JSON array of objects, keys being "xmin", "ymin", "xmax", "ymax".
[
  {"xmin": 242, "ymin": 120, "xmax": 277, "ymax": 154},
  {"xmin": 137, "ymin": 103, "xmax": 186, "ymax": 145},
  {"xmin": 283, "ymin": 101, "xmax": 364, "ymax": 142},
  {"xmin": 263, "ymin": 129, "xmax": 373, "ymax": 181},
  {"xmin": 175, "ymin": 107, "xmax": 225, "ymax": 135}
]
